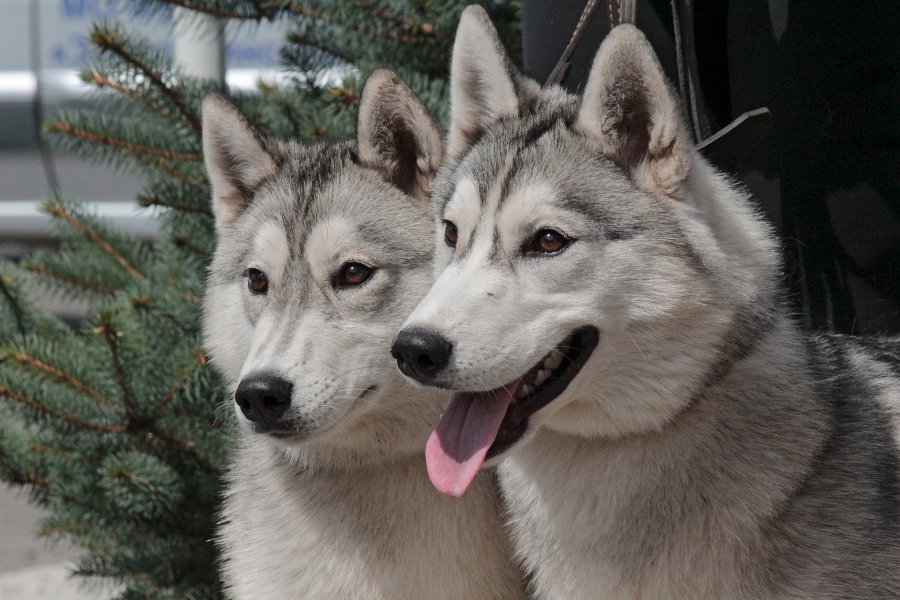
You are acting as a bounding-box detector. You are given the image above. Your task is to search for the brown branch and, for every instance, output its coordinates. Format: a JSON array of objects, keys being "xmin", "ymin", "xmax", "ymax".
[
  {"xmin": 86, "ymin": 74, "xmax": 194, "ymax": 132},
  {"xmin": 283, "ymin": 2, "xmax": 328, "ymax": 19},
  {"xmin": 44, "ymin": 205, "xmax": 146, "ymax": 281},
  {"xmin": 0, "ymin": 275, "xmax": 26, "ymax": 336},
  {"xmin": 32, "ymin": 443, "xmax": 77, "ymax": 458},
  {"xmin": 21, "ymin": 264, "xmax": 115, "ymax": 295},
  {"xmin": 91, "ymin": 30, "xmax": 202, "ymax": 133},
  {"xmin": 11, "ymin": 351, "xmax": 118, "ymax": 410},
  {"xmin": 99, "ymin": 326, "xmax": 138, "ymax": 417},
  {"xmin": 152, "ymin": 357, "xmax": 202, "ymax": 415},
  {"xmin": 47, "ymin": 123, "xmax": 202, "ymax": 162},
  {"xmin": 149, "ymin": 427, "xmax": 217, "ymax": 471},
  {"xmin": 173, "ymin": 237, "xmax": 210, "ymax": 257},
  {"xmin": 148, "ymin": 159, "xmax": 206, "ymax": 187},
  {"xmin": 285, "ymin": 32, "xmax": 354, "ymax": 65},
  {"xmin": 0, "ymin": 386, "xmax": 125, "ymax": 433},
  {"xmin": 8, "ymin": 469, "xmax": 50, "ymax": 488},
  {"xmin": 40, "ymin": 524, "xmax": 89, "ymax": 536},
  {"xmin": 87, "ymin": 73, "xmax": 157, "ymax": 105},
  {"xmin": 356, "ymin": 1, "xmax": 450, "ymax": 42}
]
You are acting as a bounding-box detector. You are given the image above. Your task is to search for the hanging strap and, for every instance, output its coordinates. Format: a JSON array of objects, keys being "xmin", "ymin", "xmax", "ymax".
[
  {"xmin": 544, "ymin": 0, "xmax": 770, "ymax": 168},
  {"xmin": 546, "ymin": 0, "xmax": 637, "ymax": 87},
  {"xmin": 545, "ymin": 0, "xmax": 605, "ymax": 87}
]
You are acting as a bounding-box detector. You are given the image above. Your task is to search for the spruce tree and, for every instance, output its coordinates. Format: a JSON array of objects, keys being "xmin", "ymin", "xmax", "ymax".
[{"xmin": 0, "ymin": 2, "xmax": 520, "ymax": 598}]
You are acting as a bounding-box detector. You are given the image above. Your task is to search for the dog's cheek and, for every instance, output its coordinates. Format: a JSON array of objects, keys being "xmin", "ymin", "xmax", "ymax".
[{"xmin": 203, "ymin": 285, "xmax": 254, "ymax": 384}]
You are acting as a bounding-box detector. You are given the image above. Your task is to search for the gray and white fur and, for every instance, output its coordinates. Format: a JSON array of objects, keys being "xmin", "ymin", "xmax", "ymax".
[
  {"xmin": 397, "ymin": 6, "xmax": 900, "ymax": 599},
  {"xmin": 201, "ymin": 70, "xmax": 523, "ymax": 599}
]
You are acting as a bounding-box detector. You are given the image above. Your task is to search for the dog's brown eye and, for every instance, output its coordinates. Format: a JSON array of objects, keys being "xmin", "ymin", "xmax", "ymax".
[
  {"xmin": 335, "ymin": 262, "xmax": 374, "ymax": 288},
  {"xmin": 530, "ymin": 229, "xmax": 569, "ymax": 255},
  {"xmin": 247, "ymin": 268, "xmax": 269, "ymax": 295},
  {"xmin": 444, "ymin": 221, "xmax": 458, "ymax": 248}
]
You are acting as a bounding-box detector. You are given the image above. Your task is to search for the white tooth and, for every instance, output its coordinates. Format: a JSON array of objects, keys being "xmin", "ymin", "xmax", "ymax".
[
  {"xmin": 534, "ymin": 369, "xmax": 550, "ymax": 386},
  {"xmin": 516, "ymin": 386, "xmax": 528, "ymax": 399},
  {"xmin": 544, "ymin": 351, "xmax": 564, "ymax": 370},
  {"xmin": 522, "ymin": 385, "xmax": 535, "ymax": 397}
]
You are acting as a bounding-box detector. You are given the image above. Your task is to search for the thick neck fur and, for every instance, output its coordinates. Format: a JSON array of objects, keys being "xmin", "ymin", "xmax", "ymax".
[
  {"xmin": 220, "ymin": 380, "xmax": 524, "ymax": 600},
  {"xmin": 502, "ymin": 323, "xmax": 823, "ymax": 599}
]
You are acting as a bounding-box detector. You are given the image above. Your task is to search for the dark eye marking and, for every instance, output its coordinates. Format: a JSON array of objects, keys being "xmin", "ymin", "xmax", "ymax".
[
  {"xmin": 246, "ymin": 268, "xmax": 269, "ymax": 295},
  {"xmin": 334, "ymin": 262, "xmax": 375, "ymax": 289},
  {"xmin": 526, "ymin": 228, "xmax": 571, "ymax": 256},
  {"xmin": 443, "ymin": 220, "xmax": 458, "ymax": 248}
]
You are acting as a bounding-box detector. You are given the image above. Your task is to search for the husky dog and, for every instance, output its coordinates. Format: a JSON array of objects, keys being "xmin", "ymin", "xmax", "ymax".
[
  {"xmin": 201, "ymin": 70, "xmax": 523, "ymax": 600},
  {"xmin": 392, "ymin": 7, "xmax": 900, "ymax": 599}
]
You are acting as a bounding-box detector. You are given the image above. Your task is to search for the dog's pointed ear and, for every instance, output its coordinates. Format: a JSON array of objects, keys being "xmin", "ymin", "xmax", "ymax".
[
  {"xmin": 357, "ymin": 69, "xmax": 443, "ymax": 202},
  {"xmin": 202, "ymin": 93, "xmax": 277, "ymax": 229},
  {"xmin": 577, "ymin": 24, "xmax": 692, "ymax": 197},
  {"xmin": 447, "ymin": 5, "xmax": 526, "ymax": 160}
]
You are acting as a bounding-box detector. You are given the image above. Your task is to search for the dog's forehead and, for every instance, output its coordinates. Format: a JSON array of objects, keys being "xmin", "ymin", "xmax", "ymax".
[
  {"xmin": 240, "ymin": 148, "xmax": 433, "ymax": 275},
  {"xmin": 441, "ymin": 114, "xmax": 612, "ymax": 220},
  {"xmin": 437, "ymin": 115, "xmax": 656, "ymax": 247},
  {"xmin": 229, "ymin": 142, "xmax": 347, "ymax": 236}
]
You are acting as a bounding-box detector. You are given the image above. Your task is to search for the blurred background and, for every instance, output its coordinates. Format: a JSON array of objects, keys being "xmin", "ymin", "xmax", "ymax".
[{"xmin": 0, "ymin": 0, "xmax": 288, "ymax": 291}]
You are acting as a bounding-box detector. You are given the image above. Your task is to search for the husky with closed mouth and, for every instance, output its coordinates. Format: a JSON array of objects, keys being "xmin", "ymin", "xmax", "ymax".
[
  {"xmin": 392, "ymin": 6, "xmax": 900, "ymax": 599},
  {"xmin": 201, "ymin": 70, "xmax": 523, "ymax": 600}
]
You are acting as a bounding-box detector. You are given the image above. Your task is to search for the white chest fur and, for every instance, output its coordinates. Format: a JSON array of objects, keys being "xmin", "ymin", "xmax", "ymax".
[{"xmin": 220, "ymin": 437, "xmax": 523, "ymax": 600}]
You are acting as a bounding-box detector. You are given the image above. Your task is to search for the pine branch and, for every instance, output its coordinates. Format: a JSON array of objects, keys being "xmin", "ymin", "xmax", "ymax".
[
  {"xmin": 97, "ymin": 324, "xmax": 139, "ymax": 420},
  {"xmin": 40, "ymin": 524, "xmax": 90, "ymax": 536},
  {"xmin": 21, "ymin": 264, "xmax": 116, "ymax": 295},
  {"xmin": 354, "ymin": 1, "xmax": 451, "ymax": 42},
  {"xmin": 8, "ymin": 351, "xmax": 117, "ymax": 410},
  {"xmin": 7, "ymin": 468, "xmax": 50, "ymax": 489},
  {"xmin": 149, "ymin": 427, "xmax": 217, "ymax": 471},
  {"xmin": 82, "ymin": 72, "xmax": 187, "ymax": 131},
  {"xmin": 150, "ymin": 160, "xmax": 206, "ymax": 187},
  {"xmin": 0, "ymin": 276, "xmax": 27, "ymax": 337},
  {"xmin": 91, "ymin": 26, "xmax": 202, "ymax": 133},
  {"xmin": 0, "ymin": 387, "xmax": 125, "ymax": 433},
  {"xmin": 153, "ymin": 355, "xmax": 203, "ymax": 415},
  {"xmin": 173, "ymin": 237, "xmax": 211, "ymax": 257},
  {"xmin": 32, "ymin": 443, "xmax": 85, "ymax": 459},
  {"xmin": 44, "ymin": 204, "xmax": 147, "ymax": 281},
  {"xmin": 283, "ymin": 31, "xmax": 353, "ymax": 66},
  {"xmin": 46, "ymin": 123, "xmax": 202, "ymax": 163}
]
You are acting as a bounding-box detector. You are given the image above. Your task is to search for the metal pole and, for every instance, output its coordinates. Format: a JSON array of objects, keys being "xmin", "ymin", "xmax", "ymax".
[{"xmin": 172, "ymin": 8, "xmax": 226, "ymax": 83}]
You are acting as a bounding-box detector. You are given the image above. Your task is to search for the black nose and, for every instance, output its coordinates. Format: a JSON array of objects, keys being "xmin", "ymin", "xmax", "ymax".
[
  {"xmin": 235, "ymin": 373, "xmax": 293, "ymax": 424},
  {"xmin": 391, "ymin": 327, "xmax": 452, "ymax": 382}
]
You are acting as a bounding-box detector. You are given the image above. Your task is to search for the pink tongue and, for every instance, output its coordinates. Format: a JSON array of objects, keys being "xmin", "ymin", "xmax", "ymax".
[{"xmin": 425, "ymin": 383, "xmax": 518, "ymax": 497}]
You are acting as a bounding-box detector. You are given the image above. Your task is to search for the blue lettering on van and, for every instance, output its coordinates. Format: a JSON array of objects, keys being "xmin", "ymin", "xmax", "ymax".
[{"xmin": 60, "ymin": 0, "xmax": 118, "ymax": 20}]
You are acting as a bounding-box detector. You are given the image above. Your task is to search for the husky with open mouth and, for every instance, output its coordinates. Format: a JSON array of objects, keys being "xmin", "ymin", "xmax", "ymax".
[
  {"xmin": 392, "ymin": 6, "xmax": 900, "ymax": 599},
  {"xmin": 202, "ymin": 70, "xmax": 523, "ymax": 599}
]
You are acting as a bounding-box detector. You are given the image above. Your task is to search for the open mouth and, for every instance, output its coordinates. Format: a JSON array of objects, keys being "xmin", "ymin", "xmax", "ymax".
[{"xmin": 425, "ymin": 326, "xmax": 599, "ymax": 497}]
